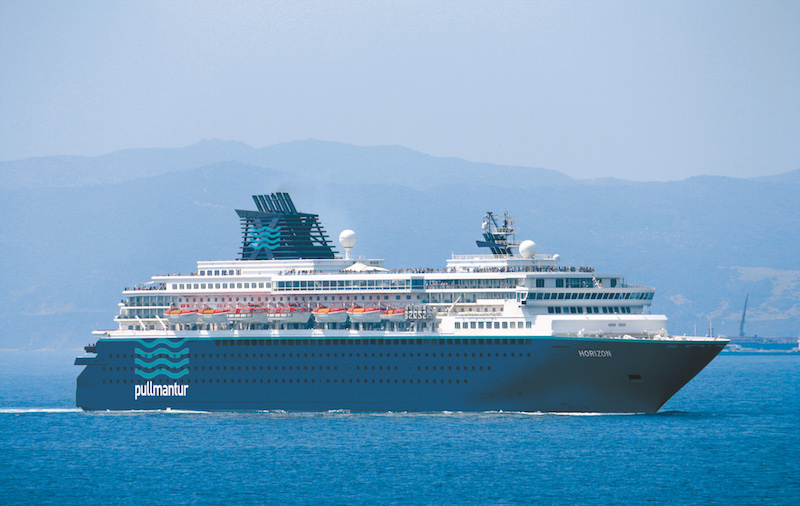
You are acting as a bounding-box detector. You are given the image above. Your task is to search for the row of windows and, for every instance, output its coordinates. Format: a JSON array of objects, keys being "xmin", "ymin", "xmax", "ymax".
[
  {"xmin": 198, "ymin": 269, "xmax": 240, "ymax": 276},
  {"xmin": 274, "ymin": 278, "xmax": 412, "ymax": 292},
  {"xmin": 197, "ymin": 352, "xmax": 526, "ymax": 360},
  {"xmin": 528, "ymin": 291, "xmax": 652, "ymax": 300},
  {"xmin": 427, "ymin": 292, "xmax": 513, "ymax": 303},
  {"xmin": 104, "ymin": 356, "xmax": 522, "ymax": 374},
  {"xmin": 107, "ymin": 349, "xmax": 531, "ymax": 361},
  {"xmin": 174, "ymin": 294, "xmax": 415, "ymax": 304},
  {"xmin": 129, "ymin": 364, "xmax": 498, "ymax": 373},
  {"xmin": 214, "ymin": 338, "xmax": 534, "ymax": 346},
  {"xmin": 174, "ymin": 281, "xmax": 270, "ymax": 290},
  {"xmin": 173, "ymin": 279, "xmax": 634, "ymax": 295},
  {"xmin": 426, "ymin": 278, "xmax": 521, "ymax": 289},
  {"xmin": 192, "ymin": 271, "xmax": 621, "ymax": 289},
  {"xmin": 454, "ymin": 321, "xmax": 531, "ymax": 330},
  {"xmin": 105, "ymin": 377, "xmax": 471, "ymax": 385},
  {"xmin": 548, "ymin": 306, "xmax": 632, "ymax": 314},
  {"xmin": 126, "ymin": 296, "xmax": 173, "ymax": 306},
  {"xmin": 534, "ymin": 278, "xmax": 619, "ymax": 288}
]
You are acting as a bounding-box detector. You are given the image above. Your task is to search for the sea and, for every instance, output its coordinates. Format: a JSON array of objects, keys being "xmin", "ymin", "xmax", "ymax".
[{"xmin": 0, "ymin": 351, "xmax": 798, "ymax": 505}]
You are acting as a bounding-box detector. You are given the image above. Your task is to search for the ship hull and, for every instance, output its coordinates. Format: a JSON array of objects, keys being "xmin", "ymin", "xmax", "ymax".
[{"xmin": 76, "ymin": 333, "xmax": 726, "ymax": 413}]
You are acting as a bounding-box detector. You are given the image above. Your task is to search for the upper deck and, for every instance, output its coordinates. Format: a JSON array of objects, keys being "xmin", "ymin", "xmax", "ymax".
[{"xmin": 113, "ymin": 193, "xmax": 656, "ymax": 333}]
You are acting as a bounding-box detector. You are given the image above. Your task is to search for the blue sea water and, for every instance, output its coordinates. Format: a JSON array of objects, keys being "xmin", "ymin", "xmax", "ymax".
[{"xmin": 0, "ymin": 352, "xmax": 798, "ymax": 505}]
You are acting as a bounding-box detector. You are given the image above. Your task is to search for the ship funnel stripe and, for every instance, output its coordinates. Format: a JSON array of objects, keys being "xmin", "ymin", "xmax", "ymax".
[
  {"xmin": 135, "ymin": 348, "xmax": 189, "ymax": 358},
  {"xmin": 130, "ymin": 338, "xmax": 192, "ymax": 349},
  {"xmin": 250, "ymin": 239, "xmax": 280, "ymax": 250},
  {"xmin": 134, "ymin": 369, "xmax": 190, "ymax": 380},
  {"xmin": 251, "ymin": 231, "xmax": 280, "ymax": 240},
  {"xmin": 251, "ymin": 226, "xmax": 280, "ymax": 238},
  {"xmin": 135, "ymin": 357, "xmax": 189, "ymax": 369}
]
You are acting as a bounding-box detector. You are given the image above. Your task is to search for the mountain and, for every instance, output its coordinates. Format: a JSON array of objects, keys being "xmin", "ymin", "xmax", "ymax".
[
  {"xmin": 0, "ymin": 139, "xmax": 571, "ymax": 191},
  {"xmin": 0, "ymin": 140, "xmax": 797, "ymax": 350}
]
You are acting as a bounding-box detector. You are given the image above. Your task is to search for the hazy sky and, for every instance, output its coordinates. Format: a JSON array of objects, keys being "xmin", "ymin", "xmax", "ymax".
[{"xmin": 1, "ymin": 0, "xmax": 797, "ymax": 180}]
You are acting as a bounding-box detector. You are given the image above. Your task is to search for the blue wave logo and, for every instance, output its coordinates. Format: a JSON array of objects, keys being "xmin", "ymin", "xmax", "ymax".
[
  {"xmin": 133, "ymin": 338, "xmax": 190, "ymax": 379},
  {"xmin": 249, "ymin": 225, "xmax": 280, "ymax": 250}
]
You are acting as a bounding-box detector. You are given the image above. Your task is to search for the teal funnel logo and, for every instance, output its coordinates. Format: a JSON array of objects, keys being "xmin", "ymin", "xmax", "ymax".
[
  {"xmin": 249, "ymin": 225, "xmax": 280, "ymax": 250},
  {"xmin": 133, "ymin": 338, "xmax": 190, "ymax": 379}
]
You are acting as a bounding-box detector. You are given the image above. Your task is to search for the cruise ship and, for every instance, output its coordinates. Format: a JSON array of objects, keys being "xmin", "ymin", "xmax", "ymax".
[{"xmin": 75, "ymin": 192, "xmax": 727, "ymax": 412}]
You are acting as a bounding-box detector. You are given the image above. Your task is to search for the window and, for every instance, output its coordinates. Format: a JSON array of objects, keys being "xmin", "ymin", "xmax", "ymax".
[{"xmin": 536, "ymin": 278, "xmax": 544, "ymax": 288}]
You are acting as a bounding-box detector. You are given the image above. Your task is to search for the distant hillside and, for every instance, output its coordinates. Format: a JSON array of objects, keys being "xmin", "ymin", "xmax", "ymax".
[
  {"xmin": 0, "ymin": 141, "xmax": 797, "ymax": 350},
  {"xmin": 0, "ymin": 139, "xmax": 571, "ymax": 191}
]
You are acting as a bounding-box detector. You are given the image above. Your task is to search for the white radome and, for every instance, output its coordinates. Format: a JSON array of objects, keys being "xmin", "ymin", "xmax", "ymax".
[
  {"xmin": 519, "ymin": 240, "xmax": 537, "ymax": 258},
  {"xmin": 339, "ymin": 229, "xmax": 357, "ymax": 248}
]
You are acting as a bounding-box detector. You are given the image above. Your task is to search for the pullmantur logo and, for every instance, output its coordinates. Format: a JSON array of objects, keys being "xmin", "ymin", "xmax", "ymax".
[
  {"xmin": 135, "ymin": 381, "xmax": 189, "ymax": 400},
  {"xmin": 132, "ymin": 338, "xmax": 191, "ymax": 400},
  {"xmin": 249, "ymin": 225, "xmax": 280, "ymax": 250}
]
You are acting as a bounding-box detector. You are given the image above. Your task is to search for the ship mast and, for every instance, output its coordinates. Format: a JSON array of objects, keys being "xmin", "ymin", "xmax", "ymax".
[
  {"xmin": 739, "ymin": 294, "xmax": 749, "ymax": 338},
  {"xmin": 476, "ymin": 211, "xmax": 520, "ymax": 256}
]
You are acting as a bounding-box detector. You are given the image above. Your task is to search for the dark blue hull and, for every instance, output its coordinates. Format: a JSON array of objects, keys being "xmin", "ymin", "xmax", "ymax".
[{"xmin": 75, "ymin": 335, "xmax": 726, "ymax": 413}]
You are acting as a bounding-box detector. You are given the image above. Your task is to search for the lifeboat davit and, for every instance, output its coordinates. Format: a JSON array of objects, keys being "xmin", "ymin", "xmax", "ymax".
[
  {"xmin": 312, "ymin": 306, "xmax": 348, "ymax": 323},
  {"xmin": 381, "ymin": 307, "xmax": 406, "ymax": 323},
  {"xmin": 347, "ymin": 306, "xmax": 382, "ymax": 323},
  {"xmin": 164, "ymin": 307, "xmax": 199, "ymax": 324}
]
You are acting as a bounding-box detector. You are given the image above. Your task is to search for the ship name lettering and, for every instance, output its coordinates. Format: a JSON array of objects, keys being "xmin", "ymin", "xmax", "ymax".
[
  {"xmin": 134, "ymin": 381, "xmax": 189, "ymax": 400},
  {"xmin": 578, "ymin": 349, "xmax": 612, "ymax": 358}
]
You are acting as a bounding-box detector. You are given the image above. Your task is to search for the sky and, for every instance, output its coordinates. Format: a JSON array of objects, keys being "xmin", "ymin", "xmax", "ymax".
[{"xmin": 1, "ymin": 0, "xmax": 798, "ymax": 181}]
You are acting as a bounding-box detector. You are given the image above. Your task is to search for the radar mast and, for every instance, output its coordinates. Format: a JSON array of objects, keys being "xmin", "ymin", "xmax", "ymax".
[{"xmin": 476, "ymin": 211, "xmax": 520, "ymax": 256}]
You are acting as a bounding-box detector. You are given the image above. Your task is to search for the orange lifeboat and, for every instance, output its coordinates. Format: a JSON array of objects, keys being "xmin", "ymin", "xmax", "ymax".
[
  {"xmin": 381, "ymin": 307, "xmax": 406, "ymax": 323},
  {"xmin": 269, "ymin": 304, "xmax": 311, "ymax": 324},
  {"xmin": 227, "ymin": 305, "xmax": 270, "ymax": 324},
  {"xmin": 347, "ymin": 305, "xmax": 382, "ymax": 323},
  {"xmin": 312, "ymin": 305, "xmax": 348, "ymax": 323},
  {"xmin": 164, "ymin": 306, "xmax": 199, "ymax": 324},
  {"xmin": 199, "ymin": 306, "xmax": 230, "ymax": 324}
]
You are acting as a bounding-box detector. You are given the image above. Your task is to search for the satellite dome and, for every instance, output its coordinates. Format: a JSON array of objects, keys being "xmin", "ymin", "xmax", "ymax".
[
  {"xmin": 553, "ymin": 254, "xmax": 560, "ymax": 263},
  {"xmin": 339, "ymin": 230, "xmax": 357, "ymax": 248},
  {"xmin": 519, "ymin": 240, "xmax": 537, "ymax": 259}
]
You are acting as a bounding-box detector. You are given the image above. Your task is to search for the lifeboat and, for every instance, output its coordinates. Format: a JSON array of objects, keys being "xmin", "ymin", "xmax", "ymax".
[
  {"xmin": 347, "ymin": 306, "xmax": 382, "ymax": 323},
  {"xmin": 312, "ymin": 306, "xmax": 348, "ymax": 323},
  {"xmin": 381, "ymin": 307, "xmax": 406, "ymax": 323},
  {"xmin": 227, "ymin": 305, "xmax": 270, "ymax": 324},
  {"xmin": 268, "ymin": 304, "xmax": 311, "ymax": 324},
  {"xmin": 164, "ymin": 307, "xmax": 199, "ymax": 324},
  {"xmin": 199, "ymin": 306, "xmax": 230, "ymax": 324}
]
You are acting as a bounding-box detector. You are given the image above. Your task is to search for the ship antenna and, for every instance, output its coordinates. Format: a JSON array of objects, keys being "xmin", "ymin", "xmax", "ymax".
[{"xmin": 739, "ymin": 294, "xmax": 748, "ymax": 338}]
